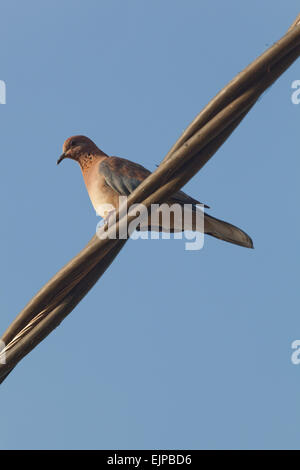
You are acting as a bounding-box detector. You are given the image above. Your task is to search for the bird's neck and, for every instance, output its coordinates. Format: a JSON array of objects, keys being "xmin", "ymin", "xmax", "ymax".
[{"xmin": 78, "ymin": 151, "xmax": 107, "ymax": 171}]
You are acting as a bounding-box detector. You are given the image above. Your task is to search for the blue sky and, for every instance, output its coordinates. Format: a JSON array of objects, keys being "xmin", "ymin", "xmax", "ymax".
[{"xmin": 1, "ymin": 0, "xmax": 300, "ymax": 450}]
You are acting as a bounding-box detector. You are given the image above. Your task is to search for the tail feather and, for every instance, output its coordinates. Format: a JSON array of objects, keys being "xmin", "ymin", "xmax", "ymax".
[
  {"xmin": 204, "ymin": 213, "xmax": 254, "ymax": 249},
  {"xmin": 137, "ymin": 203, "xmax": 254, "ymax": 249}
]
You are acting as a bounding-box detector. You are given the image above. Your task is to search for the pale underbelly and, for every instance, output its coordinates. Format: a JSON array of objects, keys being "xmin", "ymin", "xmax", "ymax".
[{"xmin": 87, "ymin": 183, "xmax": 119, "ymax": 218}]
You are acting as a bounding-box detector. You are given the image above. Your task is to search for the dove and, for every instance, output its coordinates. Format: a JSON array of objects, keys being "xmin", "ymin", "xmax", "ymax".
[{"xmin": 57, "ymin": 135, "xmax": 253, "ymax": 248}]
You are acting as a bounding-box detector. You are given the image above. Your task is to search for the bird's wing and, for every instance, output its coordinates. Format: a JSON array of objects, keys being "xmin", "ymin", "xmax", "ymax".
[
  {"xmin": 99, "ymin": 157, "xmax": 151, "ymax": 196},
  {"xmin": 170, "ymin": 190, "xmax": 209, "ymax": 209},
  {"xmin": 99, "ymin": 156, "xmax": 209, "ymax": 207}
]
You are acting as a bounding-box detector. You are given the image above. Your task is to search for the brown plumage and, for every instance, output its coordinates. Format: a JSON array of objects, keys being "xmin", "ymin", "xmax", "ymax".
[{"xmin": 57, "ymin": 135, "xmax": 253, "ymax": 248}]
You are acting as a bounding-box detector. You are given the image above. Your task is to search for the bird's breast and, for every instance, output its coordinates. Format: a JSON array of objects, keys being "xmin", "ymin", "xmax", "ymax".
[{"xmin": 81, "ymin": 163, "xmax": 119, "ymax": 217}]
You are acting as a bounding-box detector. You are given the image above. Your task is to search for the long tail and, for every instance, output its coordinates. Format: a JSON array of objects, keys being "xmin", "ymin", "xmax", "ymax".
[
  {"xmin": 137, "ymin": 203, "xmax": 254, "ymax": 249},
  {"xmin": 204, "ymin": 213, "xmax": 254, "ymax": 248}
]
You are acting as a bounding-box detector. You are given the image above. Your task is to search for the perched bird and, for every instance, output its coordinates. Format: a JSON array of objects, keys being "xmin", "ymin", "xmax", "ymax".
[{"xmin": 57, "ymin": 135, "xmax": 253, "ymax": 248}]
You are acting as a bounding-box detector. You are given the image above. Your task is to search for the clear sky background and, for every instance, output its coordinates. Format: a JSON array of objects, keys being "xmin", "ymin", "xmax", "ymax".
[{"xmin": 0, "ymin": 0, "xmax": 300, "ymax": 450}]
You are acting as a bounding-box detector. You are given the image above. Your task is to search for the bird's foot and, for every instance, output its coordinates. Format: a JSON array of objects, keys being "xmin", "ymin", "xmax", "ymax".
[{"xmin": 103, "ymin": 209, "xmax": 116, "ymax": 231}]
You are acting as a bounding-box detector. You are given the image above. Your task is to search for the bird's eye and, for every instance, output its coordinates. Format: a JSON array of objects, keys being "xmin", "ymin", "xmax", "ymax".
[{"xmin": 70, "ymin": 140, "xmax": 77, "ymax": 147}]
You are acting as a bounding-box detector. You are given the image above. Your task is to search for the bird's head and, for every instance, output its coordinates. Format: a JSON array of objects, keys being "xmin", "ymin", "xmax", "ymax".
[{"xmin": 57, "ymin": 135, "xmax": 102, "ymax": 165}]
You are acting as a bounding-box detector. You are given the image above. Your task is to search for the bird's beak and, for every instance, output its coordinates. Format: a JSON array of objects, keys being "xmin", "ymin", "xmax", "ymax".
[{"xmin": 57, "ymin": 153, "xmax": 66, "ymax": 165}]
